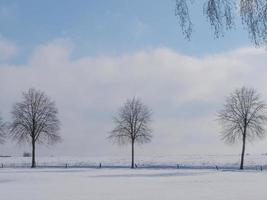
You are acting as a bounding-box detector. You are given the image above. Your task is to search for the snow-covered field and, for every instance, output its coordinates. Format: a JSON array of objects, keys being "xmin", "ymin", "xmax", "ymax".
[
  {"xmin": 1, "ymin": 155, "xmax": 267, "ymax": 199},
  {"xmin": 1, "ymin": 168, "xmax": 267, "ymax": 200}
]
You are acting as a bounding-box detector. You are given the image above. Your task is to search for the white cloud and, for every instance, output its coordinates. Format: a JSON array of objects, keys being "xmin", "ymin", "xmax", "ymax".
[{"xmin": 0, "ymin": 39, "xmax": 267, "ymax": 157}]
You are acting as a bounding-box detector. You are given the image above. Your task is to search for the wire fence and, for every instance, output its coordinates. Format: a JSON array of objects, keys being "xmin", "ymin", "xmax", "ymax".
[{"xmin": 0, "ymin": 162, "xmax": 266, "ymax": 171}]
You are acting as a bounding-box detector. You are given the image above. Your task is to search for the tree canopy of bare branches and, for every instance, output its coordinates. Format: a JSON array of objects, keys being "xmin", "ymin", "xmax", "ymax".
[
  {"xmin": 10, "ymin": 88, "xmax": 61, "ymax": 168},
  {"xmin": 109, "ymin": 98, "xmax": 152, "ymax": 168},
  {"xmin": 175, "ymin": 0, "xmax": 267, "ymax": 46},
  {"xmin": 218, "ymin": 87, "xmax": 267, "ymax": 169},
  {"xmin": 0, "ymin": 115, "xmax": 6, "ymax": 144}
]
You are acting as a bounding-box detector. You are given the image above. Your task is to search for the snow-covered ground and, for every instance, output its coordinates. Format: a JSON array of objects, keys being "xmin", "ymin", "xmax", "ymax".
[{"xmin": 1, "ymin": 168, "xmax": 267, "ymax": 200}]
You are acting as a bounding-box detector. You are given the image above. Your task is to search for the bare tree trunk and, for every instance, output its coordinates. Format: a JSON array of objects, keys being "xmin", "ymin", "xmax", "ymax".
[
  {"xmin": 131, "ymin": 140, "xmax": 134, "ymax": 169},
  {"xmin": 240, "ymin": 133, "xmax": 246, "ymax": 170},
  {"xmin": 31, "ymin": 139, "xmax": 36, "ymax": 168}
]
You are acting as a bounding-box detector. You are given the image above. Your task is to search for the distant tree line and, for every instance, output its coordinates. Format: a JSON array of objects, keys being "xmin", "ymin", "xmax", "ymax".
[{"xmin": 0, "ymin": 86, "xmax": 267, "ymax": 170}]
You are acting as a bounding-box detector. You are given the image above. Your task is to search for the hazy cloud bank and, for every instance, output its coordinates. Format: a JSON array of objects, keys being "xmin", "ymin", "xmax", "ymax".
[{"xmin": 0, "ymin": 39, "xmax": 266, "ymax": 156}]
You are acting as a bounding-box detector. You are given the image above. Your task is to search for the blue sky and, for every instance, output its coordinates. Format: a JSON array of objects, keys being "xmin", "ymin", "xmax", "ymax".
[{"xmin": 0, "ymin": 0, "xmax": 250, "ymax": 63}]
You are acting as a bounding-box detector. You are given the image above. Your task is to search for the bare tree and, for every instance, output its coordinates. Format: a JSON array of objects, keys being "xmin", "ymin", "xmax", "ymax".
[
  {"xmin": 175, "ymin": 0, "xmax": 267, "ymax": 46},
  {"xmin": 109, "ymin": 98, "xmax": 152, "ymax": 168},
  {"xmin": 0, "ymin": 115, "xmax": 6, "ymax": 144},
  {"xmin": 218, "ymin": 87, "xmax": 267, "ymax": 169},
  {"xmin": 10, "ymin": 88, "xmax": 61, "ymax": 168}
]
